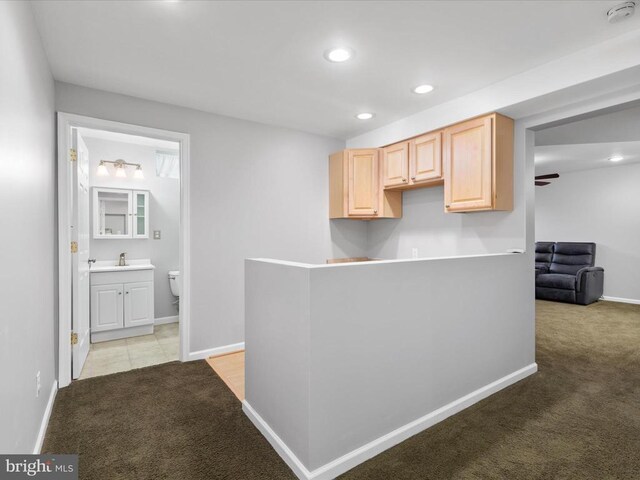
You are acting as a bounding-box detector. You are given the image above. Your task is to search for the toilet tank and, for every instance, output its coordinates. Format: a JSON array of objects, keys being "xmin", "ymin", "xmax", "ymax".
[{"xmin": 168, "ymin": 270, "xmax": 180, "ymax": 296}]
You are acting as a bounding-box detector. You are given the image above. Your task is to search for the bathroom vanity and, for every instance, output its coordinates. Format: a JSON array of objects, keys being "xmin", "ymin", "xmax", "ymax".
[{"xmin": 90, "ymin": 260, "xmax": 155, "ymax": 342}]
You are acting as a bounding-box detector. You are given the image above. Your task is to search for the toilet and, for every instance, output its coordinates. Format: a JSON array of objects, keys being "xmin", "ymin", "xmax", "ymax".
[{"xmin": 168, "ymin": 270, "xmax": 180, "ymax": 297}]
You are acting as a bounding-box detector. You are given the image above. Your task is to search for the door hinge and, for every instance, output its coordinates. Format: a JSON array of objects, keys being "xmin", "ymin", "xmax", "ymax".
[
  {"xmin": 71, "ymin": 332, "xmax": 78, "ymax": 345},
  {"xmin": 69, "ymin": 148, "xmax": 77, "ymax": 162},
  {"xmin": 70, "ymin": 241, "xmax": 78, "ymax": 253}
]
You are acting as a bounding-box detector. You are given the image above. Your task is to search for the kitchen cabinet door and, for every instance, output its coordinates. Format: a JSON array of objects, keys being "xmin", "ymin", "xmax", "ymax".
[
  {"xmin": 444, "ymin": 116, "xmax": 493, "ymax": 212},
  {"xmin": 348, "ymin": 149, "xmax": 380, "ymax": 217},
  {"xmin": 410, "ymin": 132, "xmax": 442, "ymax": 185},
  {"xmin": 382, "ymin": 142, "xmax": 409, "ymax": 188}
]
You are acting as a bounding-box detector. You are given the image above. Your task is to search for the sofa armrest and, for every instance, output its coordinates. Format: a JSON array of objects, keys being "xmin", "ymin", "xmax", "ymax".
[{"xmin": 576, "ymin": 266, "xmax": 604, "ymax": 292}]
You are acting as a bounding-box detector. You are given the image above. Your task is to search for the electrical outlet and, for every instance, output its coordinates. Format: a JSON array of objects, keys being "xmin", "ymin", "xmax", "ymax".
[
  {"xmin": 36, "ymin": 371, "xmax": 41, "ymax": 398},
  {"xmin": 412, "ymin": 248, "xmax": 418, "ymax": 259},
  {"xmin": 153, "ymin": 230, "xmax": 161, "ymax": 240}
]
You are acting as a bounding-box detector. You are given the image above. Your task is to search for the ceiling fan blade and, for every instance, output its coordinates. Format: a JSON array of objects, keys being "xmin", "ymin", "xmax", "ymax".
[
  {"xmin": 535, "ymin": 181, "xmax": 550, "ymax": 186},
  {"xmin": 535, "ymin": 173, "xmax": 560, "ymax": 180}
]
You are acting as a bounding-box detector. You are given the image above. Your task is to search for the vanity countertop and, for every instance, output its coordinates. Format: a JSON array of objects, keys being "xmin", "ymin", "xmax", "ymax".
[{"xmin": 90, "ymin": 259, "xmax": 155, "ymax": 273}]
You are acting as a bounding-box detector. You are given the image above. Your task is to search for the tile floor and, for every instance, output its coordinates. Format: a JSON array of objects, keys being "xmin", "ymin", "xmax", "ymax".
[{"xmin": 79, "ymin": 323, "xmax": 179, "ymax": 380}]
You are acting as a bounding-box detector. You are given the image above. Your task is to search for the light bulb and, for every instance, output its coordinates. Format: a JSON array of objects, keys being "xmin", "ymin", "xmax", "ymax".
[
  {"xmin": 115, "ymin": 166, "xmax": 127, "ymax": 178},
  {"xmin": 355, "ymin": 112, "xmax": 374, "ymax": 120},
  {"xmin": 96, "ymin": 162, "xmax": 109, "ymax": 176},
  {"xmin": 133, "ymin": 166, "xmax": 144, "ymax": 179}
]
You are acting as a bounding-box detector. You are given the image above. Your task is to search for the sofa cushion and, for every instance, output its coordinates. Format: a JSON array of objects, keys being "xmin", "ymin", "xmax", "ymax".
[
  {"xmin": 535, "ymin": 242, "xmax": 554, "ymax": 266},
  {"xmin": 549, "ymin": 242, "xmax": 596, "ymax": 275},
  {"xmin": 536, "ymin": 273, "xmax": 576, "ymax": 290}
]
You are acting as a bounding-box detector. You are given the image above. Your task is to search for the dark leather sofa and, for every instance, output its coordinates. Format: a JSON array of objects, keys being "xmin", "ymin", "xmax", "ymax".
[{"xmin": 535, "ymin": 242, "xmax": 604, "ymax": 305}]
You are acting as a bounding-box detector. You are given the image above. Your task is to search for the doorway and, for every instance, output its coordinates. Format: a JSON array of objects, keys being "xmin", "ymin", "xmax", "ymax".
[{"xmin": 57, "ymin": 113, "xmax": 191, "ymax": 388}]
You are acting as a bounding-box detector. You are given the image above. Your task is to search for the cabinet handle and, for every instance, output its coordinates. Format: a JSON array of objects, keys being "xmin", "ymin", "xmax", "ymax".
[
  {"xmin": 445, "ymin": 204, "xmax": 450, "ymax": 208},
  {"xmin": 402, "ymin": 178, "xmax": 407, "ymax": 182},
  {"xmin": 373, "ymin": 209, "xmax": 378, "ymax": 214},
  {"xmin": 411, "ymin": 176, "xmax": 416, "ymax": 180},
  {"xmin": 118, "ymin": 292, "xmax": 122, "ymax": 295},
  {"xmin": 126, "ymin": 291, "xmax": 129, "ymax": 295}
]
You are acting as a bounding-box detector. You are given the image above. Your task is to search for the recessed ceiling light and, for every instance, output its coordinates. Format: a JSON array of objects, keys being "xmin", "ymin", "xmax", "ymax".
[
  {"xmin": 324, "ymin": 47, "xmax": 354, "ymax": 63},
  {"xmin": 413, "ymin": 84, "xmax": 434, "ymax": 94},
  {"xmin": 609, "ymin": 155, "xmax": 624, "ymax": 162},
  {"xmin": 355, "ymin": 113, "xmax": 374, "ymax": 120}
]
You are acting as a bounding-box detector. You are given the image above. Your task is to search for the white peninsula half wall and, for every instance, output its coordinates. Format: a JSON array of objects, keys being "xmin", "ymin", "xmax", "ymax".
[{"xmin": 244, "ymin": 252, "xmax": 536, "ymax": 480}]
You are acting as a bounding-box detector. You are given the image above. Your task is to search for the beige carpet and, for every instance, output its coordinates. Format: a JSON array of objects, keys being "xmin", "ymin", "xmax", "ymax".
[{"xmin": 43, "ymin": 300, "xmax": 640, "ymax": 479}]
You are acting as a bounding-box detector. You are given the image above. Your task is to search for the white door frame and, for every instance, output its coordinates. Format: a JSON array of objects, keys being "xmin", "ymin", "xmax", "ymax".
[{"xmin": 57, "ymin": 112, "xmax": 191, "ymax": 388}]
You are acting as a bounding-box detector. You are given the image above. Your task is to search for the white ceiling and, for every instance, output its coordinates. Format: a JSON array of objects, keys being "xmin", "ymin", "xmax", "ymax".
[
  {"xmin": 77, "ymin": 127, "xmax": 179, "ymax": 150},
  {"xmin": 31, "ymin": 1, "xmax": 640, "ymax": 139},
  {"xmin": 535, "ymin": 141, "xmax": 640, "ymax": 175}
]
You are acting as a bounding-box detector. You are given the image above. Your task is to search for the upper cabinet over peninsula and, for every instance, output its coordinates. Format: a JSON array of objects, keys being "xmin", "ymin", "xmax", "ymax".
[
  {"xmin": 382, "ymin": 131, "xmax": 443, "ymax": 190},
  {"xmin": 329, "ymin": 149, "xmax": 402, "ymax": 219},
  {"xmin": 443, "ymin": 113, "xmax": 513, "ymax": 212},
  {"xmin": 328, "ymin": 112, "xmax": 513, "ymax": 219}
]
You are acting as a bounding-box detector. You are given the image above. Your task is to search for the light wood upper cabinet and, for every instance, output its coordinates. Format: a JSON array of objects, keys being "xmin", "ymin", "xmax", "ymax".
[
  {"xmin": 348, "ymin": 149, "xmax": 379, "ymax": 216},
  {"xmin": 443, "ymin": 113, "xmax": 513, "ymax": 212},
  {"xmin": 329, "ymin": 112, "xmax": 512, "ymax": 219},
  {"xmin": 383, "ymin": 132, "xmax": 443, "ymax": 191},
  {"xmin": 382, "ymin": 142, "xmax": 409, "ymax": 188},
  {"xmin": 329, "ymin": 149, "xmax": 402, "ymax": 219},
  {"xmin": 410, "ymin": 131, "xmax": 442, "ymax": 185}
]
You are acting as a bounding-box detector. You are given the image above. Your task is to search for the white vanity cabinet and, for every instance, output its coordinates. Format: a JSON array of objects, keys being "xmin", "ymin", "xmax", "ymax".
[
  {"xmin": 90, "ymin": 265, "xmax": 155, "ymax": 342},
  {"xmin": 93, "ymin": 187, "xmax": 149, "ymax": 239}
]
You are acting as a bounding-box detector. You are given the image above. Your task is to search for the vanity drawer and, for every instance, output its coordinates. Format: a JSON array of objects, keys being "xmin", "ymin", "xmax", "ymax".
[{"xmin": 91, "ymin": 269, "xmax": 154, "ymax": 286}]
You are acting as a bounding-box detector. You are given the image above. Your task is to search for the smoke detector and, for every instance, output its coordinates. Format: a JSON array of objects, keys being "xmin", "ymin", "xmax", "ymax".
[{"xmin": 607, "ymin": 1, "xmax": 636, "ymax": 23}]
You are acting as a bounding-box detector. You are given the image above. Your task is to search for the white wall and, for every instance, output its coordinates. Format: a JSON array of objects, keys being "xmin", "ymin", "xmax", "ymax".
[
  {"xmin": 55, "ymin": 82, "xmax": 365, "ymax": 353},
  {"xmin": 85, "ymin": 137, "xmax": 180, "ymax": 319},
  {"xmin": 245, "ymin": 253, "xmax": 535, "ymax": 478},
  {"xmin": 535, "ymin": 102, "xmax": 640, "ymax": 146},
  {"xmin": 535, "ymin": 163, "xmax": 640, "ymax": 302},
  {"xmin": 0, "ymin": 2, "xmax": 56, "ymax": 452},
  {"xmin": 367, "ymin": 185, "xmax": 525, "ymax": 260}
]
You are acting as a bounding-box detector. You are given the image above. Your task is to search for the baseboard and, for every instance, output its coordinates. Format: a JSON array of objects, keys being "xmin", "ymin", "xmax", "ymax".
[
  {"xmin": 154, "ymin": 315, "xmax": 179, "ymax": 325},
  {"xmin": 33, "ymin": 380, "xmax": 57, "ymax": 454},
  {"xmin": 243, "ymin": 362, "xmax": 538, "ymax": 480},
  {"xmin": 187, "ymin": 342, "xmax": 245, "ymax": 361},
  {"xmin": 601, "ymin": 296, "xmax": 640, "ymax": 305}
]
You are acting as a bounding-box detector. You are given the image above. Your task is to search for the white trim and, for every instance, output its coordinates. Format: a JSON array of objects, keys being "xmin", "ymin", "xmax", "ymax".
[
  {"xmin": 601, "ymin": 296, "xmax": 640, "ymax": 305},
  {"xmin": 33, "ymin": 381, "xmax": 58, "ymax": 454},
  {"xmin": 57, "ymin": 112, "xmax": 191, "ymax": 387},
  {"xmin": 188, "ymin": 342, "xmax": 245, "ymax": 361},
  {"xmin": 154, "ymin": 315, "xmax": 179, "ymax": 325},
  {"xmin": 243, "ymin": 363, "xmax": 538, "ymax": 480}
]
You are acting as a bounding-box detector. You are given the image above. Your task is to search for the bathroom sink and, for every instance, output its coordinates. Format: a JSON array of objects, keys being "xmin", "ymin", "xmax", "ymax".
[{"xmin": 90, "ymin": 259, "xmax": 155, "ymax": 273}]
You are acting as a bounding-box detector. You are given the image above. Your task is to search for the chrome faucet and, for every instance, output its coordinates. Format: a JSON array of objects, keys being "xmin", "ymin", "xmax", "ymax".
[{"xmin": 118, "ymin": 252, "xmax": 127, "ymax": 267}]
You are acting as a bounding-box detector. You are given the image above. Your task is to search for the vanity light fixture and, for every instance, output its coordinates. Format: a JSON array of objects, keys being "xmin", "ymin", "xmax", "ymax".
[
  {"xmin": 413, "ymin": 84, "xmax": 434, "ymax": 94},
  {"xmin": 609, "ymin": 155, "xmax": 624, "ymax": 162},
  {"xmin": 355, "ymin": 112, "xmax": 374, "ymax": 120},
  {"xmin": 96, "ymin": 159, "xmax": 143, "ymax": 179},
  {"xmin": 324, "ymin": 47, "xmax": 354, "ymax": 63}
]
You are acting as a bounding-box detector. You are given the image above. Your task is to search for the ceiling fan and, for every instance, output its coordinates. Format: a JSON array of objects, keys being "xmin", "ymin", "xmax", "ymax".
[{"xmin": 535, "ymin": 173, "xmax": 559, "ymax": 186}]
